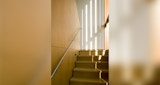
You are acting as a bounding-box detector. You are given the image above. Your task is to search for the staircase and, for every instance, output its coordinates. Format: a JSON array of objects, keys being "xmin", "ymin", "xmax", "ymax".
[{"xmin": 70, "ymin": 50, "xmax": 109, "ymax": 85}]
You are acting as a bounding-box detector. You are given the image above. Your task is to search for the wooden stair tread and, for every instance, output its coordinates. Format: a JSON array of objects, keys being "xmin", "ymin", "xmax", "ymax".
[
  {"xmin": 76, "ymin": 61, "xmax": 108, "ymax": 63},
  {"xmin": 74, "ymin": 68, "xmax": 99, "ymax": 72},
  {"xmin": 70, "ymin": 77, "xmax": 107, "ymax": 84}
]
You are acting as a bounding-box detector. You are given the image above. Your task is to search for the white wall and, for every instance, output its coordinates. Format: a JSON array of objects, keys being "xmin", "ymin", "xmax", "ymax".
[
  {"xmin": 110, "ymin": 0, "xmax": 150, "ymax": 65},
  {"xmin": 150, "ymin": 0, "xmax": 160, "ymax": 66},
  {"xmin": 76, "ymin": 0, "xmax": 105, "ymax": 50},
  {"xmin": 109, "ymin": 0, "xmax": 158, "ymax": 84}
]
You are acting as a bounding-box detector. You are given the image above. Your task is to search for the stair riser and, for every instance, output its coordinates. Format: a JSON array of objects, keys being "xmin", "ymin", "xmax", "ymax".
[
  {"xmin": 77, "ymin": 57, "xmax": 92, "ymax": 61},
  {"xmin": 94, "ymin": 57, "xmax": 108, "ymax": 61},
  {"xmin": 76, "ymin": 63, "xmax": 108, "ymax": 69},
  {"xmin": 73, "ymin": 71, "xmax": 100, "ymax": 79},
  {"xmin": 97, "ymin": 63, "xmax": 108, "ymax": 69},
  {"xmin": 70, "ymin": 82, "xmax": 106, "ymax": 85},
  {"xmin": 70, "ymin": 50, "xmax": 109, "ymax": 85},
  {"xmin": 77, "ymin": 57, "xmax": 108, "ymax": 61},
  {"xmin": 79, "ymin": 51, "xmax": 90, "ymax": 56},
  {"xmin": 76, "ymin": 63, "xmax": 95, "ymax": 69},
  {"xmin": 101, "ymin": 73, "xmax": 108, "ymax": 81},
  {"xmin": 79, "ymin": 51, "xmax": 106, "ymax": 56}
]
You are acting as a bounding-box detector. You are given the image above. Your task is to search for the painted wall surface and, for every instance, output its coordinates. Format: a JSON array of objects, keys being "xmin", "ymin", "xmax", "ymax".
[
  {"xmin": 0, "ymin": 0, "xmax": 51, "ymax": 85},
  {"xmin": 0, "ymin": 0, "xmax": 2, "ymax": 84},
  {"xmin": 51, "ymin": 0, "xmax": 80, "ymax": 85},
  {"xmin": 150, "ymin": 0, "xmax": 160, "ymax": 66},
  {"xmin": 110, "ymin": 0, "xmax": 150, "ymax": 65},
  {"xmin": 109, "ymin": 0, "xmax": 151, "ymax": 84},
  {"xmin": 76, "ymin": 0, "xmax": 105, "ymax": 50},
  {"xmin": 105, "ymin": 0, "xmax": 109, "ymax": 50},
  {"xmin": 105, "ymin": 0, "xmax": 109, "ymax": 18}
]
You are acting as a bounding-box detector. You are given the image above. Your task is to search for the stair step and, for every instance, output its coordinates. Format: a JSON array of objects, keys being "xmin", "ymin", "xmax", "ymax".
[
  {"xmin": 79, "ymin": 50, "xmax": 107, "ymax": 56},
  {"xmin": 94, "ymin": 56, "xmax": 108, "ymax": 61},
  {"xmin": 76, "ymin": 61, "xmax": 95, "ymax": 68},
  {"xmin": 101, "ymin": 72, "xmax": 108, "ymax": 81},
  {"xmin": 97, "ymin": 62, "xmax": 108, "ymax": 69},
  {"xmin": 77, "ymin": 56, "xmax": 92, "ymax": 61},
  {"xmin": 76, "ymin": 61, "xmax": 108, "ymax": 69},
  {"xmin": 70, "ymin": 49, "xmax": 108, "ymax": 85},
  {"xmin": 79, "ymin": 50, "xmax": 91, "ymax": 56},
  {"xmin": 77, "ymin": 56, "xmax": 108, "ymax": 61},
  {"xmin": 70, "ymin": 77, "xmax": 108, "ymax": 85},
  {"xmin": 99, "ymin": 69, "xmax": 108, "ymax": 81},
  {"xmin": 100, "ymin": 69, "xmax": 108, "ymax": 72},
  {"xmin": 73, "ymin": 68, "xmax": 100, "ymax": 79}
]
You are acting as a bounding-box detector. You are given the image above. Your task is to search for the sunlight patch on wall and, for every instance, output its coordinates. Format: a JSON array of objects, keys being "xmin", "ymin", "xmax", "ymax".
[
  {"xmin": 95, "ymin": 49, "xmax": 98, "ymax": 56},
  {"xmin": 86, "ymin": 44, "xmax": 88, "ymax": 50},
  {"xmin": 81, "ymin": 9, "xmax": 84, "ymax": 47},
  {"xmin": 90, "ymin": 0, "xmax": 93, "ymax": 38},
  {"xmin": 77, "ymin": 0, "xmax": 105, "ymax": 50},
  {"xmin": 95, "ymin": 0, "xmax": 97, "ymax": 33},
  {"xmin": 90, "ymin": 41, "xmax": 93, "ymax": 50},
  {"xmin": 85, "ymin": 5, "xmax": 88, "ymax": 43},
  {"xmin": 95, "ymin": 36, "xmax": 97, "ymax": 50}
]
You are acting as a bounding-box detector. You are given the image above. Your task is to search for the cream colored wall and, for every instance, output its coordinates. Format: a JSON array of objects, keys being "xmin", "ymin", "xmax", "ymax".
[
  {"xmin": 51, "ymin": 0, "xmax": 80, "ymax": 85},
  {"xmin": 0, "ymin": 0, "xmax": 2, "ymax": 84},
  {"xmin": 0, "ymin": 0, "xmax": 51, "ymax": 85},
  {"xmin": 150, "ymin": 0, "xmax": 160, "ymax": 66},
  {"xmin": 105, "ymin": 0, "xmax": 109, "ymax": 19},
  {"xmin": 105, "ymin": 0, "xmax": 109, "ymax": 50}
]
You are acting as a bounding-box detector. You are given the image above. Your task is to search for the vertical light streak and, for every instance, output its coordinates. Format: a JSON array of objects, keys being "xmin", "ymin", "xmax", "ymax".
[
  {"xmin": 94, "ymin": 0, "xmax": 97, "ymax": 50},
  {"xmin": 86, "ymin": 5, "xmax": 88, "ymax": 42},
  {"xmin": 85, "ymin": 5, "xmax": 88, "ymax": 50},
  {"xmin": 95, "ymin": 36, "xmax": 97, "ymax": 50},
  {"xmin": 95, "ymin": 0, "xmax": 97, "ymax": 33},
  {"xmin": 86, "ymin": 44, "xmax": 88, "ymax": 50},
  {"xmin": 95, "ymin": 49, "xmax": 98, "ymax": 56},
  {"xmin": 82, "ymin": 9, "xmax": 84, "ymax": 48},
  {"xmin": 102, "ymin": 50, "xmax": 105, "ymax": 56},
  {"xmin": 90, "ymin": 41, "xmax": 92, "ymax": 50},
  {"xmin": 90, "ymin": 0, "xmax": 93, "ymax": 38}
]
